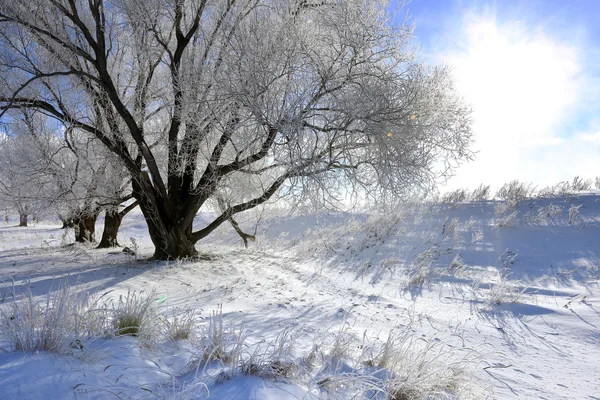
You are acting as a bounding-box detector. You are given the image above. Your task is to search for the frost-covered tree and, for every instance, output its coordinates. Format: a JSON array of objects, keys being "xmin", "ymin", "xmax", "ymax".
[
  {"xmin": 36, "ymin": 120, "xmax": 136, "ymax": 245},
  {"xmin": 0, "ymin": 0, "xmax": 473, "ymax": 259},
  {"xmin": 0, "ymin": 118, "xmax": 59, "ymax": 226},
  {"xmin": 1, "ymin": 111, "xmax": 135, "ymax": 243},
  {"xmin": 55, "ymin": 129, "xmax": 134, "ymax": 244}
]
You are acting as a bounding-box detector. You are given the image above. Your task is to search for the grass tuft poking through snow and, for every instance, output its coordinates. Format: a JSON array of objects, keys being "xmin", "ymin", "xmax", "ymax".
[
  {"xmin": 373, "ymin": 325, "xmax": 474, "ymax": 400},
  {"xmin": 0, "ymin": 282, "xmax": 109, "ymax": 354},
  {"xmin": 161, "ymin": 307, "xmax": 198, "ymax": 341},
  {"xmin": 241, "ymin": 329, "xmax": 299, "ymax": 381},
  {"xmin": 111, "ymin": 289, "xmax": 157, "ymax": 338},
  {"xmin": 188, "ymin": 305, "xmax": 248, "ymax": 377}
]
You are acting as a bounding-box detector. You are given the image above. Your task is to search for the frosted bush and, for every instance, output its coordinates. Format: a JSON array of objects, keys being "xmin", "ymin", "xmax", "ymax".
[
  {"xmin": 568, "ymin": 204, "xmax": 583, "ymax": 225},
  {"xmin": 449, "ymin": 254, "xmax": 469, "ymax": 277},
  {"xmin": 241, "ymin": 329, "xmax": 298, "ymax": 381},
  {"xmin": 539, "ymin": 204, "xmax": 563, "ymax": 221},
  {"xmin": 469, "ymin": 230, "xmax": 484, "ymax": 244},
  {"xmin": 376, "ymin": 328, "xmax": 476, "ymax": 400},
  {"xmin": 485, "ymin": 274, "xmax": 526, "ymax": 306},
  {"xmin": 493, "ymin": 211, "xmax": 520, "ymax": 229},
  {"xmin": 441, "ymin": 216, "xmax": 459, "ymax": 235},
  {"xmin": 407, "ymin": 246, "xmax": 441, "ymax": 286},
  {"xmin": 571, "ymin": 176, "xmax": 592, "ymax": 191},
  {"xmin": 470, "ymin": 184, "xmax": 491, "ymax": 201},
  {"xmin": 441, "ymin": 189, "xmax": 468, "ymax": 204},
  {"xmin": 495, "ymin": 180, "xmax": 534, "ymax": 207},
  {"xmin": 494, "ymin": 201, "xmax": 512, "ymax": 216}
]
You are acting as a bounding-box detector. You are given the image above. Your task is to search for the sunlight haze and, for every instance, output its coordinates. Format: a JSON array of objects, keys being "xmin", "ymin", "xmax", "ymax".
[{"xmin": 400, "ymin": 0, "xmax": 600, "ymax": 191}]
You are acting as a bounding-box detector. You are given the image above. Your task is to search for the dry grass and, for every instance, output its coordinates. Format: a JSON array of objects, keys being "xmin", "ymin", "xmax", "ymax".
[
  {"xmin": 111, "ymin": 289, "xmax": 156, "ymax": 337},
  {"xmin": 162, "ymin": 307, "xmax": 198, "ymax": 341},
  {"xmin": 0, "ymin": 282, "xmax": 110, "ymax": 354}
]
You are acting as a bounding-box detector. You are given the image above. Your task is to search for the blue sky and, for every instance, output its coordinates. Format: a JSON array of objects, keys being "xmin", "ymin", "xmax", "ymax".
[{"xmin": 391, "ymin": 0, "xmax": 600, "ymax": 190}]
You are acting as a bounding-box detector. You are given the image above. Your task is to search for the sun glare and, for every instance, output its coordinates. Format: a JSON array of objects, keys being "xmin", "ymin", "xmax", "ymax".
[{"xmin": 442, "ymin": 16, "xmax": 597, "ymax": 190}]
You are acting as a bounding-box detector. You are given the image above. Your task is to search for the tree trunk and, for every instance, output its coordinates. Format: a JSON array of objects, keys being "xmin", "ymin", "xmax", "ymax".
[
  {"xmin": 146, "ymin": 222, "xmax": 198, "ymax": 260},
  {"xmin": 97, "ymin": 210, "xmax": 123, "ymax": 248},
  {"xmin": 19, "ymin": 213, "xmax": 28, "ymax": 227},
  {"xmin": 74, "ymin": 214, "xmax": 98, "ymax": 243},
  {"xmin": 60, "ymin": 218, "xmax": 74, "ymax": 229},
  {"xmin": 97, "ymin": 202, "xmax": 138, "ymax": 249}
]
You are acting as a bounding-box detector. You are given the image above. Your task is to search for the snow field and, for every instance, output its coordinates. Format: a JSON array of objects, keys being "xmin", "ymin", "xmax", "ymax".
[{"xmin": 1, "ymin": 189, "xmax": 599, "ymax": 399}]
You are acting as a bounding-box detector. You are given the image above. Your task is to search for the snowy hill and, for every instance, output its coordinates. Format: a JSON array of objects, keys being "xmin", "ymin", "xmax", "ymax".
[{"xmin": 0, "ymin": 189, "xmax": 599, "ymax": 399}]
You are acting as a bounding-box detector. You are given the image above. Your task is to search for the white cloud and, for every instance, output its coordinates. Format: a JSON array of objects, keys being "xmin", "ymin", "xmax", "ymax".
[
  {"xmin": 580, "ymin": 131, "xmax": 600, "ymax": 143},
  {"xmin": 437, "ymin": 14, "xmax": 600, "ymax": 190}
]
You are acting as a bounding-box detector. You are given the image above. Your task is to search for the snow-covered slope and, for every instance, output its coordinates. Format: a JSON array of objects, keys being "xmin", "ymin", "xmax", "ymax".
[{"xmin": 0, "ymin": 192, "xmax": 599, "ymax": 399}]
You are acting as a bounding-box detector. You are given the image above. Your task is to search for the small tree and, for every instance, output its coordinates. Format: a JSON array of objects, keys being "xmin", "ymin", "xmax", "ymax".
[
  {"xmin": 0, "ymin": 122, "xmax": 56, "ymax": 226},
  {"xmin": 1, "ymin": 111, "xmax": 136, "ymax": 243},
  {"xmin": 50, "ymin": 125, "xmax": 136, "ymax": 244},
  {"xmin": 0, "ymin": 0, "xmax": 473, "ymax": 259}
]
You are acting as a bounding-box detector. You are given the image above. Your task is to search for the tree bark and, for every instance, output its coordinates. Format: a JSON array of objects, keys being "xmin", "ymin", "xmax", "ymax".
[
  {"xmin": 146, "ymin": 223, "xmax": 198, "ymax": 260},
  {"xmin": 97, "ymin": 202, "xmax": 137, "ymax": 249},
  {"xmin": 60, "ymin": 218, "xmax": 75, "ymax": 229},
  {"xmin": 74, "ymin": 214, "xmax": 99, "ymax": 243},
  {"xmin": 18, "ymin": 213, "xmax": 28, "ymax": 227},
  {"xmin": 97, "ymin": 210, "xmax": 122, "ymax": 248}
]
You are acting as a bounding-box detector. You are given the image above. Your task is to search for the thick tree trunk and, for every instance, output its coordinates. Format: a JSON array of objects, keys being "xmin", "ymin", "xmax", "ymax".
[
  {"xmin": 146, "ymin": 222, "xmax": 198, "ymax": 260},
  {"xmin": 97, "ymin": 210, "xmax": 123, "ymax": 248},
  {"xmin": 74, "ymin": 214, "xmax": 98, "ymax": 243},
  {"xmin": 97, "ymin": 202, "xmax": 138, "ymax": 249},
  {"xmin": 132, "ymin": 176, "xmax": 199, "ymax": 260},
  {"xmin": 19, "ymin": 213, "xmax": 28, "ymax": 227}
]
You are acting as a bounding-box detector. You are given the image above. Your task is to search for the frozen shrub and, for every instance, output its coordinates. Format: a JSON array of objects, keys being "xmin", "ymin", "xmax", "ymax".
[
  {"xmin": 449, "ymin": 254, "xmax": 469, "ymax": 277},
  {"xmin": 495, "ymin": 180, "xmax": 534, "ymax": 207},
  {"xmin": 407, "ymin": 245, "xmax": 441, "ymax": 286},
  {"xmin": 441, "ymin": 216, "xmax": 459, "ymax": 236},
  {"xmin": 485, "ymin": 273, "xmax": 528, "ymax": 307},
  {"xmin": 554, "ymin": 181, "xmax": 573, "ymax": 197},
  {"xmin": 568, "ymin": 204, "xmax": 583, "ymax": 225},
  {"xmin": 536, "ymin": 186, "xmax": 555, "ymax": 198},
  {"xmin": 538, "ymin": 177, "xmax": 592, "ymax": 198},
  {"xmin": 441, "ymin": 189, "xmax": 468, "ymax": 204},
  {"xmin": 493, "ymin": 211, "xmax": 520, "ymax": 229},
  {"xmin": 470, "ymin": 184, "xmax": 491, "ymax": 201},
  {"xmin": 531, "ymin": 204, "xmax": 563, "ymax": 224},
  {"xmin": 494, "ymin": 200, "xmax": 512, "ymax": 216},
  {"xmin": 327, "ymin": 322, "xmax": 355, "ymax": 360},
  {"xmin": 469, "ymin": 230, "xmax": 484, "ymax": 244},
  {"xmin": 363, "ymin": 212, "xmax": 404, "ymax": 244},
  {"xmin": 571, "ymin": 176, "xmax": 592, "ymax": 191}
]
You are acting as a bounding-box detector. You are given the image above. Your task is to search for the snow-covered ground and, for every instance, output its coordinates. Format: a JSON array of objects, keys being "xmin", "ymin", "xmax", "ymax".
[{"xmin": 1, "ymin": 191, "xmax": 599, "ymax": 399}]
